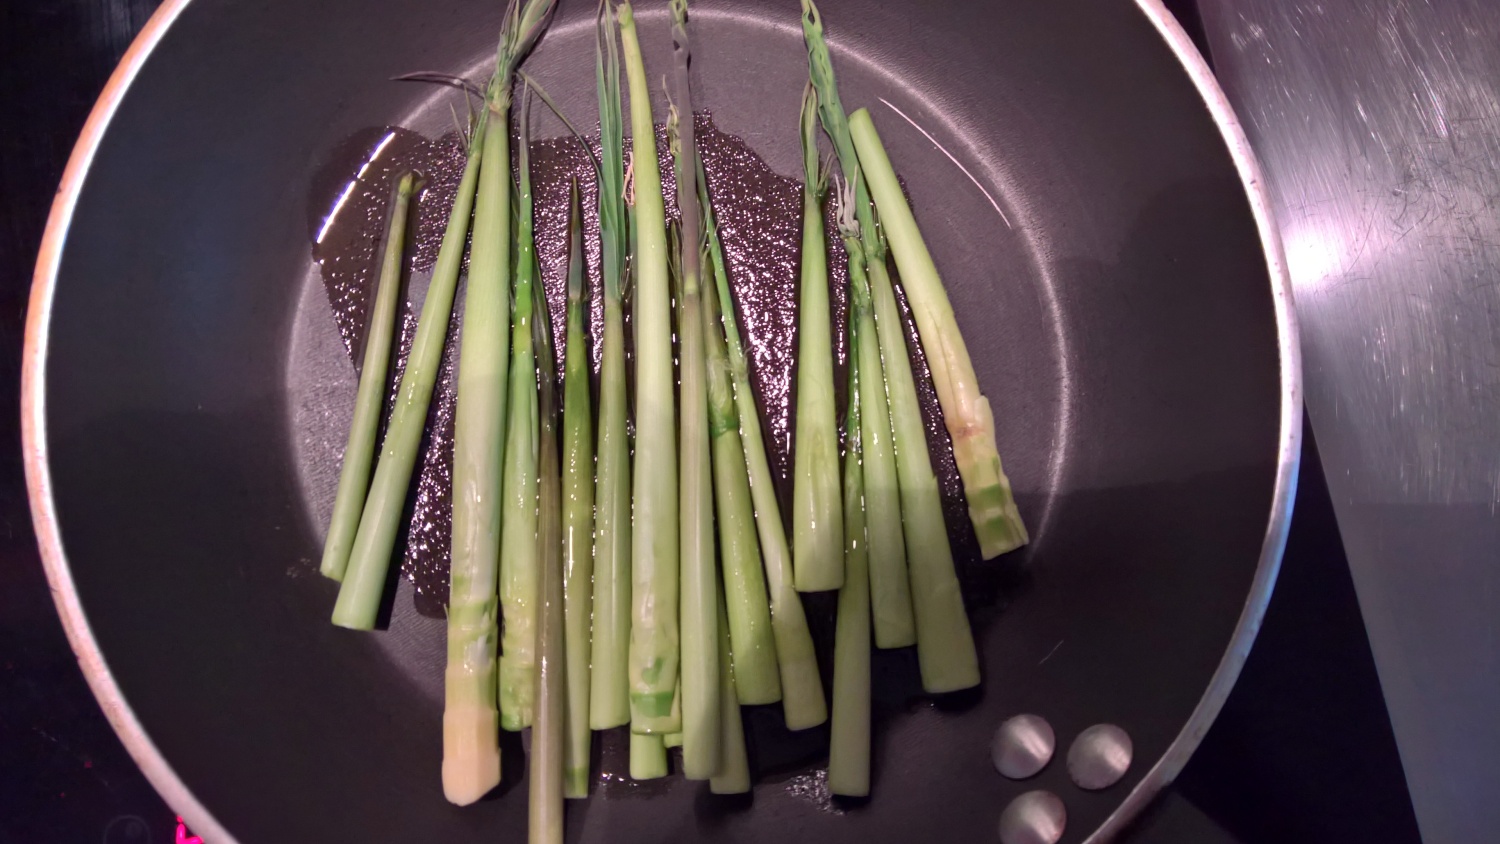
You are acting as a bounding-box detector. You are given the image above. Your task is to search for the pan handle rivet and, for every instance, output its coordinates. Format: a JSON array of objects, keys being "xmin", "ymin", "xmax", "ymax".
[
  {"xmin": 1066, "ymin": 724, "xmax": 1133, "ymax": 790},
  {"xmin": 998, "ymin": 790, "xmax": 1066, "ymax": 844},
  {"xmin": 992, "ymin": 714, "xmax": 1055, "ymax": 779}
]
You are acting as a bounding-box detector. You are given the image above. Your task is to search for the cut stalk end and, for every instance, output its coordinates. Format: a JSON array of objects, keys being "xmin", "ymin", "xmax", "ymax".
[
  {"xmin": 499, "ymin": 655, "xmax": 536, "ymax": 731},
  {"xmin": 564, "ymin": 767, "xmax": 589, "ymax": 800},
  {"xmin": 954, "ymin": 409, "xmax": 1029, "ymax": 558},
  {"xmin": 442, "ymin": 706, "xmax": 501, "ymax": 805},
  {"xmin": 630, "ymin": 733, "xmax": 668, "ymax": 780}
]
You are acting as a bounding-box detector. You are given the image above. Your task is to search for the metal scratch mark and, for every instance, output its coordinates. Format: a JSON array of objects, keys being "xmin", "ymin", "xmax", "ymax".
[
  {"xmin": 1039, "ymin": 639, "xmax": 1064, "ymax": 665},
  {"xmin": 877, "ymin": 97, "xmax": 1012, "ymax": 229}
]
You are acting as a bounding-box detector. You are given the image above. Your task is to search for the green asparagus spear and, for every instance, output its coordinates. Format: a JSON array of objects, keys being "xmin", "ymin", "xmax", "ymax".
[
  {"xmin": 710, "ymin": 584, "xmax": 752, "ymax": 794},
  {"xmin": 702, "ymin": 236, "xmax": 781, "ymax": 705},
  {"xmin": 848, "ymin": 112, "xmax": 982, "ymax": 690},
  {"xmin": 800, "ymin": 0, "xmax": 915, "ymax": 648},
  {"xmin": 828, "ymin": 353, "xmax": 871, "ymax": 797},
  {"xmin": 499, "ymin": 93, "xmax": 542, "ymax": 730},
  {"xmin": 332, "ymin": 122, "xmax": 483, "ymax": 631},
  {"xmin": 791, "ymin": 83, "xmax": 844, "ymax": 593},
  {"xmin": 701, "ymin": 176, "xmax": 828, "ymax": 731},
  {"xmin": 867, "ymin": 243, "xmax": 979, "ymax": 692},
  {"xmin": 668, "ymin": 0, "xmax": 720, "ymax": 780},
  {"xmin": 589, "ymin": 0, "xmax": 634, "ymax": 731},
  {"xmin": 620, "ymin": 0, "xmax": 680, "ymax": 735},
  {"xmin": 442, "ymin": 0, "xmax": 557, "ymax": 804},
  {"xmin": 560, "ymin": 181, "xmax": 595, "ymax": 798},
  {"xmin": 321, "ymin": 171, "xmax": 419, "ymax": 583},
  {"xmin": 849, "ymin": 109, "xmax": 1027, "ymax": 559},
  {"xmin": 530, "ymin": 269, "xmax": 565, "ymax": 844},
  {"xmin": 834, "ymin": 180, "xmax": 914, "ymax": 649}
]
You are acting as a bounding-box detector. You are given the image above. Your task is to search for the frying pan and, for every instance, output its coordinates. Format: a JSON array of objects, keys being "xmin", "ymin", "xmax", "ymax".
[{"xmin": 23, "ymin": 0, "xmax": 1298, "ymax": 841}]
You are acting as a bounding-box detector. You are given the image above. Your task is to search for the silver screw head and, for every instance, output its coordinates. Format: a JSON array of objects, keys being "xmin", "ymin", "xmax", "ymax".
[
  {"xmin": 992, "ymin": 714, "xmax": 1056, "ymax": 780},
  {"xmin": 998, "ymin": 790, "xmax": 1067, "ymax": 844},
  {"xmin": 1066, "ymin": 723, "xmax": 1133, "ymax": 791}
]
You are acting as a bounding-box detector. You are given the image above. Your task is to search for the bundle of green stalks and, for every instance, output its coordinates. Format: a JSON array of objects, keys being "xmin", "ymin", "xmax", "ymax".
[
  {"xmin": 319, "ymin": 171, "xmax": 419, "ymax": 585},
  {"xmin": 317, "ymin": 0, "xmax": 555, "ymax": 808},
  {"xmin": 701, "ymin": 172, "xmax": 827, "ymax": 731},
  {"xmin": 847, "ymin": 133, "xmax": 1027, "ymax": 558},
  {"xmin": 313, "ymin": 0, "xmax": 1025, "ymax": 817},
  {"xmin": 448, "ymin": 0, "xmax": 558, "ymax": 807},
  {"xmin": 802, "ymin": 0, "xmax": 983, "ymax": 700}
]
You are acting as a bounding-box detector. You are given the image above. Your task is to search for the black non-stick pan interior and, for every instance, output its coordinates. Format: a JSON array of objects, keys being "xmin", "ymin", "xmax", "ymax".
[{"xmin": 36, "ymin": 0, "xmax": 1288, "ymax": 841}]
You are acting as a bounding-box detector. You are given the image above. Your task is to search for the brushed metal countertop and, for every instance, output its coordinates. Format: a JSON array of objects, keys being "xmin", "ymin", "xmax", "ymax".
[{"xmin": 1197, "ymin": 2, "xmax": 1500, "ymax": 841}]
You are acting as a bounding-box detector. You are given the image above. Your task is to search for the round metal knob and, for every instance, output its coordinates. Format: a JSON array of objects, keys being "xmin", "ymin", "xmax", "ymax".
[
  {"xmin": 1066, "ymin": 723, "xmax": 1133, "ymax": 791},
  {"xmin": 998, "ymin": 790, "xmax": 1066, "ymax": 844},
  {"xmin": 992, "ymin": 714, "xmax": 1056, "ymax": 780}
]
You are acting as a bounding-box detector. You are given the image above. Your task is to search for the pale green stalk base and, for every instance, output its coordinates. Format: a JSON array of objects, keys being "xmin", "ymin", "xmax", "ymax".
[
  {"xmin": 499, "ymin": 122, "xmax": 542, "ymax": 731},
  {"xmin": 530, "ymin": 510, "xmax": 566, "ymax": 844},
  {"xmin": 321, "ymin": 172, "xmax": 417, "ymax": 583},
  {"xmin": 857, "ymin": 338, "xmax": 914, "ymax": 650},
  {"xmin": 432, "ymin": 0, "xmax": 555, "ymax": 802},
  {"xmin": 332, "ymin": 121, "xmax": 484, "ymax": 630},
  {"xmin": 708, "ymin": 424, "xmax": 782, "ymax": 705},
  {"xmin": 442, "ymin": 701, "xmax": 501, "ymax": 807},
  {"xmin": 663, "ymin": 732, "xmax": 684, "ymax": 749},
  {"xmin": 847, "ymin": 253, "xmax": 915, "ymax": 650},
  {"xmin": 827, "ymin": 587, "xmax": 872, "ymax": 795},
  {"xmin": 589, "ymin": 304, "xmax": 632, "ymax": 729},
  {"xmin": 867, "ymin": 258, "xmax": 978, "ymax": 692},
  {"xmin": 531, "ymin": 246, "xmax": 564, "ymax": 844},
  {"xmin": 749, "ymin": 402, "xmax": 826, "ymax": 729},
  {"xmin": 438, "ymin": 113, "xmax": 516, "ymax": 809},
  {"xmin": 589, "ymin": 0, "xmax": 632, "ymax": 733},
  {"xmin": 630, "ymin": 733, "xmax": 668, "ymax": 780},
  {"xmin": 792, "ymin": 178, "xmax": 844, "ymax": 594},
  {"xmin": 800, "ymin": 0, "xmax": 915, "ymax": 647},
  {"xmin": 710, "ymin": 590, "xmax": 751, "ymax": 794},
  {"xmin": 677, "ymin": 273, "xmax": 719, "ymax": 778},
  {"xmin": 828, "ymin": 359, "xmax": 871, "ymax": 798},
  {"xmin": 562, "ymin": 195, "xmax": 595, "ymax": 799},
  {"xmin": 677, "ymin": 279, "xmax": 718, "ymax": 773},
  {"xmin": 530, "ymin": 484, "xmax": 564, "ymax": 841},
  {"xmin": 530, "ymin": 563, "xmax": 565, "ymax": 843},
  {"xmin": 704, "ymin": 261, "xmax": 781, "ymax": 706},
  {"xmin": 671, "ymin": 0, "xmax": 721, "ymax": 782},
  {"xmin": 443, "ymin": 102, "xmax": 514, "ymax": 806},
  {"xmin": 849, "ymin": 109, "xmax": 1028, "ymax": 559},
  {"xmin": 703, "ymin": 185, "xmax": 827, "ymax": 731},
  {"xmin": 497, "ymin": 353, "xmax": 539, "ymax": 730},
  {"xmin": 620, "ymin": 0, "xmax": 680, "ymax": 736}
]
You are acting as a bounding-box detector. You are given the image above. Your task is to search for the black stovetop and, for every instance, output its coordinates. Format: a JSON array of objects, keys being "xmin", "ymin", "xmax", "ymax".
[{"xmin": 0, "ymin": 2, "xmax": 1421, "ymax": 842}]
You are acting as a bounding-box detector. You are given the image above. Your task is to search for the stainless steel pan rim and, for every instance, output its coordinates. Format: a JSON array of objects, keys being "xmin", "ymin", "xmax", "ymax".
[{"xmin": 20, "ymin": 2, "xmax": 1301, "ymax": 841}]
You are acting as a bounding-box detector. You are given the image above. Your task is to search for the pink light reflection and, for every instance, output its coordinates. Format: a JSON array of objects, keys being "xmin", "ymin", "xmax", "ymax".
[{"xmin": 175, "ymin": 816, "xmax": 203, "ymax": 844}]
